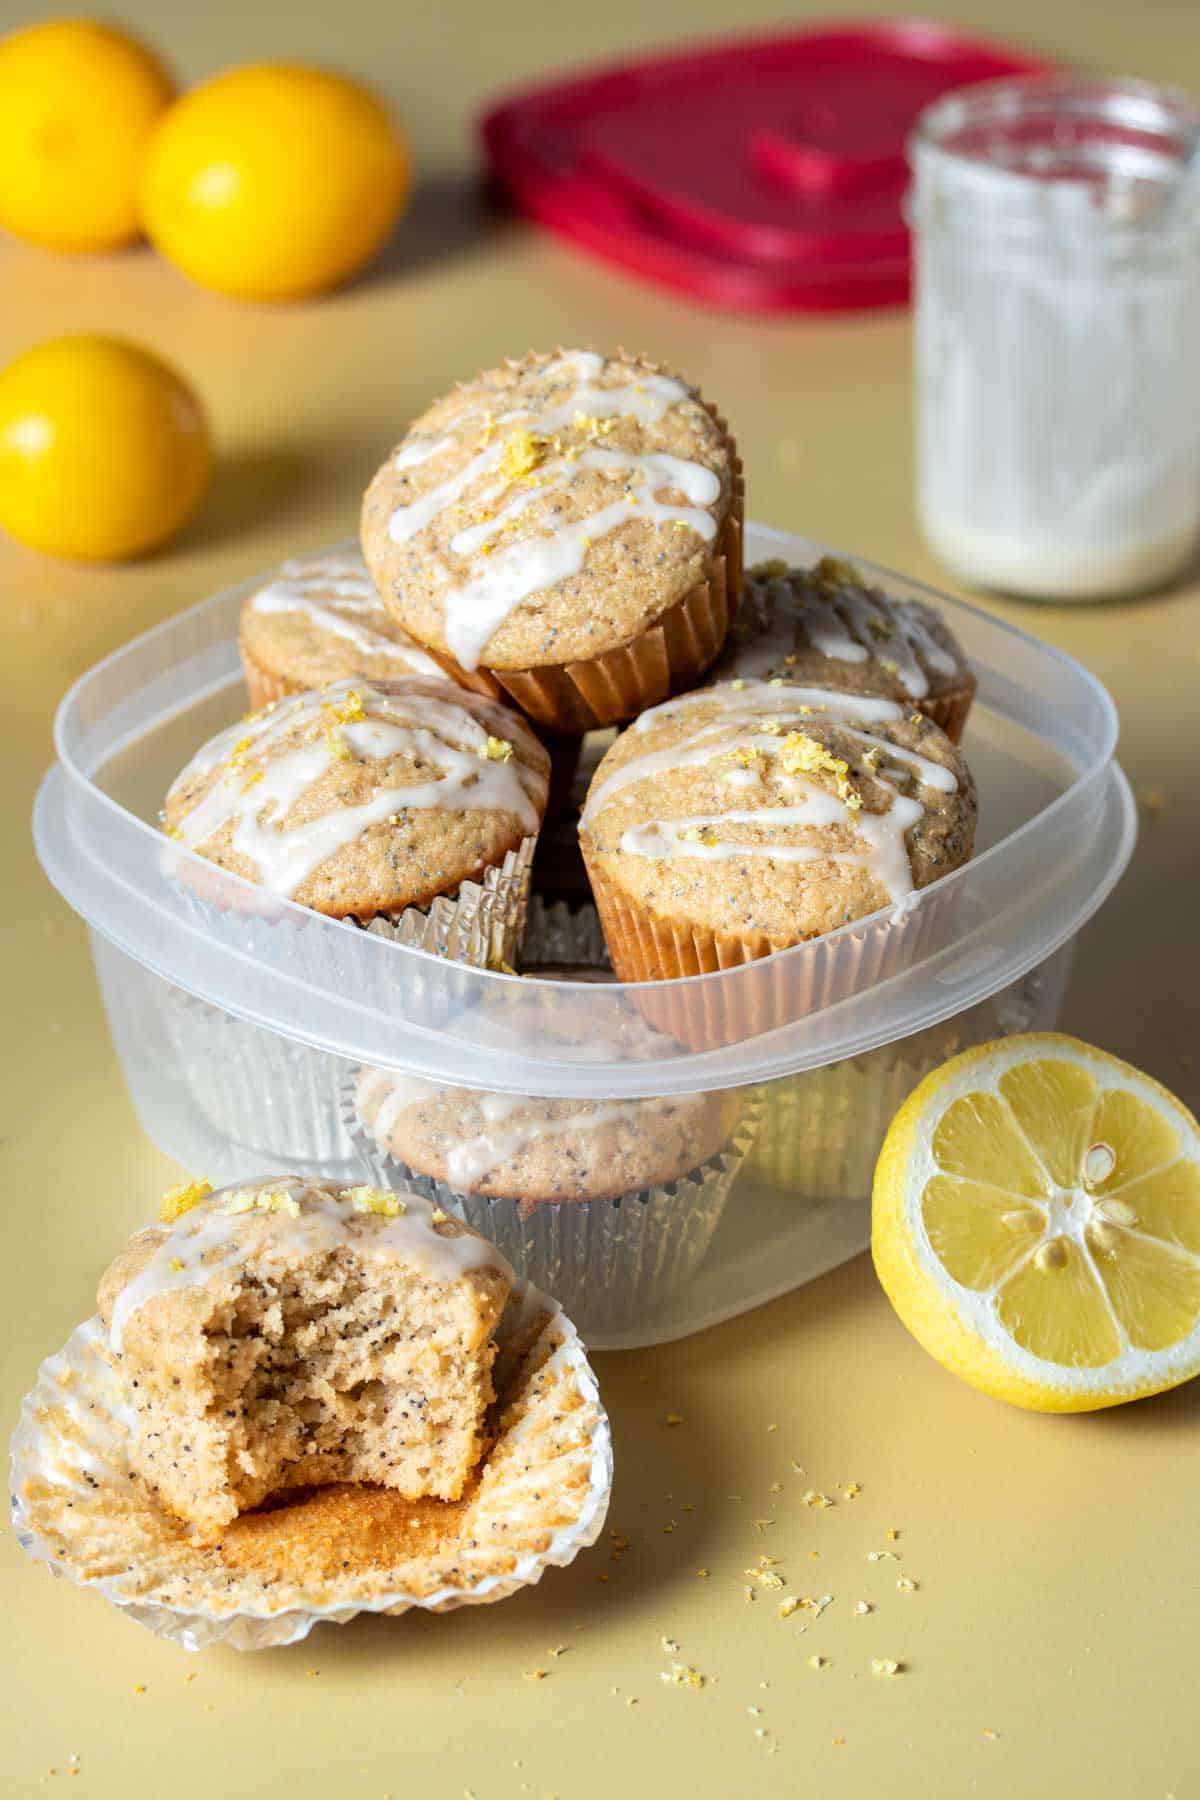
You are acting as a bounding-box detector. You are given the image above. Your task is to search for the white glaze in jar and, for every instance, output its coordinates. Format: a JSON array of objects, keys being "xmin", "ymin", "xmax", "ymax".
[{"xmin": 911, "ymin": 76, "xmax": 1200, "ymax": 601}]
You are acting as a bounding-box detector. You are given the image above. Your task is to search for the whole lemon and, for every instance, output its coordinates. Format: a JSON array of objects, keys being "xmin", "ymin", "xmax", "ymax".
[
  {"xmin": 0, "ymin": 18, "xmax": 174, "ymax": 252},
  {"xmin": 140, "ymin": 63, "xmax": 412, "ymax": 302},
  {"xmin": 0, "ymin": 335, "xmax": 212, "ymax": 561}
]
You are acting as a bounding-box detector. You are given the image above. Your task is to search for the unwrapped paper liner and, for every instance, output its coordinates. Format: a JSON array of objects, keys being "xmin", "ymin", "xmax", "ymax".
[{"xmin": 10, "ymin": 1285, "xmax": 611, "ymax": 1652}]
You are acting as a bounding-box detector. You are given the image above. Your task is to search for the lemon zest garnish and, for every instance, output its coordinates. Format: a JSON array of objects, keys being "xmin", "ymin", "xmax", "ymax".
[
  {"xmin": 241, "ymin": 769, "xmax": 264, "ymax": 793},
  {"xmin": 345, "ymin": 1186, "xmax": 405, "ymax": 1218},
  {"xmin": 159, "ymin": 1180, "xmax": 213, "ymax": 1224},
  {"xmin": 500, "ymin": 428, "xmax": 549, "ymax": 482},
  {"xmin": 168, "ymin": 1257, "xmax": 185, "ymax": 1273},
  {"xmin": 430, "ymin": 1207, "xmax": 450, "ymax": 1225},
  {"xmin": 325, "ymin": 728, "xmax": 351, "ymax": 761},
  {"xmin": 778, "ymin": 732, "xmax": 862, "ymax": 811},
  {"xmin": 220, "ymin": 1188, "xmax": 301, "ymax": 1219},
  {"xmin": 479, "ymin": 735, "xmax": 513, "ymax": 763},
  {"xmin": 321, "ymin": 688, "xmax": 366, "ymax": 725}
]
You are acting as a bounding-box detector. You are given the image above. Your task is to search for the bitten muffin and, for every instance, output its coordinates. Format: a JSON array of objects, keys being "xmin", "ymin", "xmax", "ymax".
[
  {"xmin": 354, "ymin": 1068, "xmax": 737, "ymax": 1213},
  {"xmin": 97, "ymin": 1176, "xmax": 514, "ymax": 1538},
  {"xmin": 579, "ymin": 680, "xmax": 977, "ymax": 981},
  {"xmin": 238, "ymin": 548, "xmax": 447, "ymax": 708},
  {"xmin": 715, "ymin": 557, "xmax": 977, "ymax": 741},
  {"xmin": 162, "ymin": 676, "xmax": 550, "ymax": 958},
  {"xmin": 360, "ymin": 349, "xmax": 743, "ymax": 732}
]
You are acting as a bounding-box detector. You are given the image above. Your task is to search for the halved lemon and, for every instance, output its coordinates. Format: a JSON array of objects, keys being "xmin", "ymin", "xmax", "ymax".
[{"xmin": 872, "ymin": 1034, "xmax": 1200, "ymax": 1411}]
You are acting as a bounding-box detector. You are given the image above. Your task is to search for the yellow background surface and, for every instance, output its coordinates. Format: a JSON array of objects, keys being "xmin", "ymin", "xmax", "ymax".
[{"xmin": 3, "ymin": 1, "xmax": 1198, "ymax": 1796}]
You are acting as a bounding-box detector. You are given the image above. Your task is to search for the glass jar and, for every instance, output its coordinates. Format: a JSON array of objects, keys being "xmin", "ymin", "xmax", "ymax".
[{"xmin": 910, "ymin": 75, "xmax": 1200, "ymax": 601}]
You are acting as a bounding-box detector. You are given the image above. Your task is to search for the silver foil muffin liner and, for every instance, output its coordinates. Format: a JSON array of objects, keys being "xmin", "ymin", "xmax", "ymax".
[
  {"xmin": 154, "ymin": 835, "xmax": 537, "ymax": 1166},
  {"xmin": 154, "ymin": 984, "xmax": 353, "ymax": 1169},
  {"xmin": 350, "ymin": 835, "xmax": 535, "ymax": 970},
  {"xmin": 520, "ymin": 895, "xmax": 610, "ymax": 973},
  {"xmin": 170, "ymin": 832, "xmax": 536, "ymax": 976},
  {"xmin": 11, "ymin": 1287, "xmax": 611, "ymax": 1652},
  {"xmin": 344, "ymin": 1082, "xmax": 760, "ymax": 1336}
]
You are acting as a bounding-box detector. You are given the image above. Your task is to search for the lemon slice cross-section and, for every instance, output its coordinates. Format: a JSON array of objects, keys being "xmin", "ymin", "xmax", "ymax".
[{"xmin": 872, "ymin": 1033, "xmax": 1200, "ymax": 1411}]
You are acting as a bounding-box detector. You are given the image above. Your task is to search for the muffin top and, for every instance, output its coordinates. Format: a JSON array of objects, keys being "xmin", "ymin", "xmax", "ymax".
[
  {"xmin": 239, "ymin": 550, "xmax": 446, "ymax": 688},
  {"xmin": 162, "ymin": 677, "xmax": 550, "ymax": 917},
  {"xmin": 355, "ymin": 1066, "xmax": 738, "ymax": 1207},
  {"xmin": 717, "ymin": 557, "xmax": 974, "ymax": 708},
  {"xmin": 98, "ymin": 1175, "xmax": 513, "ymax": 1362},
  {"xmin": 580, "ymin": 681, "xmax": 976, "ymax": 944},
  {"xmin": 361, "ymin": 349, "xmax": 737, "ymax": 673}
]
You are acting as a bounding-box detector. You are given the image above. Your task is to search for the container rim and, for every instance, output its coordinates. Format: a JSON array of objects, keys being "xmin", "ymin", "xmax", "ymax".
[{"xmin": 36, "ymin": 525, "xmax": 1133, "ymax": 1095}]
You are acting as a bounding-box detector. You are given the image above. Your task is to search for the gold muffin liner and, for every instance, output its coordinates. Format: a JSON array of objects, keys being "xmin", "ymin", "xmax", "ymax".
[
  {"xmin": 581, "ymin": 850, "xmax": 956, "ymax": 1050},
  {"xmin": 11, "ymin": 1289, "xmax": 611, "ymax": 1652},
  {"xmin": 378, "ymin": 368, "xmax": 745, "ymax": 734},
  {"xmin": 921, "ymin": 684, "xmax": 976, "ymax": 745},
  {"xmin": 237, "ymin": 639, "xmax": 304, "ymax": 711},
  {"xmin": 345, "ymin": 1080, "xmax": 760, "ymax": 1337}
]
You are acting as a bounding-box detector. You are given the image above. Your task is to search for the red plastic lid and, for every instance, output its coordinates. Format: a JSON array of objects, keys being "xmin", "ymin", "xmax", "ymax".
[{"xmin": 480, "ymin": 19, "xmax": 1051, "ymax": 312}]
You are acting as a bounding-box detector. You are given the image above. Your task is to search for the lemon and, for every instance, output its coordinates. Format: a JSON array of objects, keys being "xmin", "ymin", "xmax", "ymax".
[
  {"xmin": 139, "ymin": 63, "xmax": 412, "ymax": 302},
  {"xmin": 0, "ymin": 18, "xmax": 174, "ymax": 252},
  {"xmin": 872, "ymin": 1033, "xmax": 1200, "ymax": 1411},
  {"xmin": 0, "ymin": 335, "xmax": 211, "ymax": 561}
]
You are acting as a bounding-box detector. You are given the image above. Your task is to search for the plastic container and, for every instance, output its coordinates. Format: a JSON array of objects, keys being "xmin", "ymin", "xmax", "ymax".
[
  {"xmin": 911, "ymin": 74, "xmax": 1200, "ymax": 598},
  {"xmin": 481, "ymin": 20, "xmax": 1049, "ymax": 312},
  {"xmin": 34, "ymin": 525, "xmax": 1136, "ymax": 1349}
]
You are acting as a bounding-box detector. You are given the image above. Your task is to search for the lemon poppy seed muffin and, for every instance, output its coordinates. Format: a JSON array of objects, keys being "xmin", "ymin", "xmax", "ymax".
[
  {"xmin": 350, "ymin": 982, "xmax": 756, "ymax": 1332},
  {"xmin": 360, "ymin": 349, "xmax": 743, "ymax": 732},
  {"xmin": 716, "ymin": 557, "xmax": 976, "ymax": 741},
  {"xmin": 354, "ymin": 1068, "xmax": 738, "ymax": 1213},
  {"xmin": 162, "ymin": 676, "xmax": 549, "ymax": 958},
  {"xmin": 238, "ymin": 548, "xmax": 448, "ymax": 708},
  {"xmin": 580, "ymin": 680, "xmax": 976, "ymax": 981},
  {"xmin": 96, "ymin": 1176, "xmax": 514, "ymax": 1539}
]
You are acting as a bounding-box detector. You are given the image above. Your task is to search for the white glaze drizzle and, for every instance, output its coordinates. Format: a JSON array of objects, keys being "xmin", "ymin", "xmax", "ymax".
[
  {"xmin": 355, "ymin": 1067, "xmax": 650, "ymax": 1192},
  {"xmin": 169, "ymin": 679, "xmax": 543, "ymax": 898},
  {"xmin": 443, "ymin": 1093, "xmax": 646, "ymax": 1189},
  {"xmin": 644, "ymin": 679, "xmax": 906, "ymax": 733},
  {"xmin": 584, "ymin": 682, "xmax": 957, "ymax": 904},
  {"xmin": 385, "ymin": 351, "xmax": 725, "ymax": 670},
  {"xmin": 247, "ymin": 552, "xmax": 444, "ymax": 679},
  {"xmin": 108, "ymin": 1177, "xmax": 509, "ymax": 1355},
  {"xmin": 733, "ymin": 562, "xmax": 960, "ymax": 699}
]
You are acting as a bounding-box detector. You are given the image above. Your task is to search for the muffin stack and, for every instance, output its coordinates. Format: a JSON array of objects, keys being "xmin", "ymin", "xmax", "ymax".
[{"xmin": 158, "ymin": 346, "xmax": 981, "ymax": 1313}]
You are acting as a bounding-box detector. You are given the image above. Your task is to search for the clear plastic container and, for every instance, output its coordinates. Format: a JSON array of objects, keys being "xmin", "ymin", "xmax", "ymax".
[{"xmin": 33, "ymin": 525, "xmax": 1136, "ymax": 1348}]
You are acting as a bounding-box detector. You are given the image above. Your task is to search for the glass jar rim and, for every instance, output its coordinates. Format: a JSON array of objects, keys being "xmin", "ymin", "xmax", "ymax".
[
  {"xmin": 910, "ymin": 73, "xmax": 1200, "ymax": 251},
  {"xmin": 913, "ymin": 71, "xmax": 1200, "ymax": 171}
]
